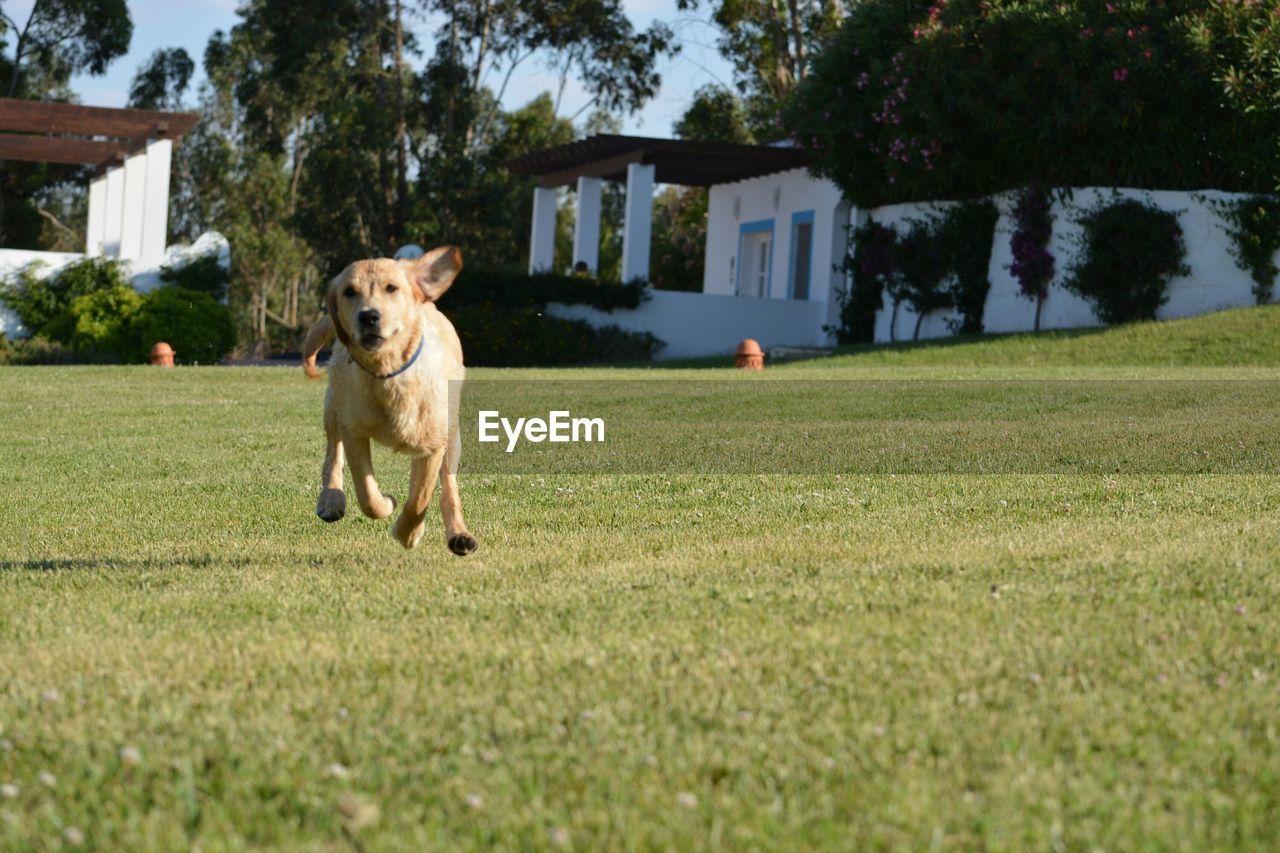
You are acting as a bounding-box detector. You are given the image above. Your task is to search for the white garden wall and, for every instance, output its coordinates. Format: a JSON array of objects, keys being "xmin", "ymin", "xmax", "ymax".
[
  {"xmin": 548, "ymin": 289, "xmax": 830, "ymax": 360},
  {"xmin": 870, "ymin": 187, "xmax": 1279, "ymax": 344}
]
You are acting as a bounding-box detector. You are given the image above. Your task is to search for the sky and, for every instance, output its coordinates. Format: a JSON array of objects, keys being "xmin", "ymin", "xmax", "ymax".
[{"xmin": 3, "ymin": 0, "xmax": 737, "ymax": 138}]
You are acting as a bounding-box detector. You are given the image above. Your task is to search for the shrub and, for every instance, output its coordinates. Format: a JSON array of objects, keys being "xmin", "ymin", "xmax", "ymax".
[
  {"xmin": 787, "ymin": 0, "xmax": 1280, "ymax": 207},
  {"xmin": 939, "ymin": 199, "xmax": 999, "ymax": 335},
  {"xmin": 126, "ymin": 287, "xmax": 238, "ymax": 364},
  {"xmin": 430, "ymin": 268, "xmax": 658, "ymax": 365},
  {"xmin": 439, "ymin": 268, "xmax": 647, "ymax": 312},
  {"xmin": 1064, "ymin": 198, "xmax": 1189, "ymax": 325},
  {"xmin": 896, "ymin": 219, "xmax": 952, "ymax": 341},
  {"xmin": 445, "ymin": 305, "xmax": 663, "ymax": 367},
  {"xmin": 62, "ymin": 286, "xmax": 144, "ymax": 357},
  {"xmin": 0, "ymin": 257, "xmax": 128, "ymax": 334},
  {"xmin": 1213, "ymin": 195, "xmax": 1280, "ymax": 305},
  {"xmin": 160, "ymin": 255, "xmax": 230, "ymax": 300},
  {"xmin": 830, "ymin": 220, "xmax": 896, "ymax": 344},
  {"xmin": 1009, "ymin": 186, "xmax": 1056, "ymax": 331},
  {"xmin": 0, "ymin": 334, "xmax": 80, "ymax": 365}
]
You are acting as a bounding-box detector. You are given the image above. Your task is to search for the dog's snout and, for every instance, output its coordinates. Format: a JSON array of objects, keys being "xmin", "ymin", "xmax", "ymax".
[{"xmin": 357, "ymin": 309, "xmax": 381, "ymax": 328}]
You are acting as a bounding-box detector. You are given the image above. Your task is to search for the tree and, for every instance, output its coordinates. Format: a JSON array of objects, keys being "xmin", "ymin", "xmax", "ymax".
[
  {"xmin": 673, "ymin": 85, "xmax": 754, "ymax": 145},
  {"xmin": 787, "ymin": 0, "xmax": 1280, "ymax": 208},
  {"xmin": 0, "ymin": 0, "xmax": 132, "ymax": 98},
  {"xmin": 127, "ymin": 47, "xmax": 194, "ymax": 110},
  {"xmin": 0, "ymin": 0, "xmax": 132, "ymax": 249},
  {"xmin": 676, "ymin": 0, "xmax": 844, "ymax": 141}
]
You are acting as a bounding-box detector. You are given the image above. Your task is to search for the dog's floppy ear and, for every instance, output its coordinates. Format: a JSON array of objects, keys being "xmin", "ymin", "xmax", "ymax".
[
  {"xmin": 326, "ymin": 277, "xmax": 352, "ymax": 347},
  {"xmin": 404, "ymin": 245, "xmax": 462, "ymax": 302}
]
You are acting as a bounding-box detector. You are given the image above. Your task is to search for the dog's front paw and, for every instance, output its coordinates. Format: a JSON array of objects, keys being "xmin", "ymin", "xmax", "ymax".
[
  {"xmin": 316, "ymin": 488, "xmax": 346, "ymax": 523},
  {"xmin": 392, "ymin": 516, "xmax": 425, "ymax": 550},
  {"xmin": 447, "ymin": 533, "xmax": 479, "ymax": 557}
]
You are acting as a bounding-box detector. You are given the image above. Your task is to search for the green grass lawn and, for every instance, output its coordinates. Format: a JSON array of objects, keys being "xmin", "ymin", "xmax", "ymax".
[{"xmin": 2, "ymin": 307, "xmax": 1279, "ymax": 850}]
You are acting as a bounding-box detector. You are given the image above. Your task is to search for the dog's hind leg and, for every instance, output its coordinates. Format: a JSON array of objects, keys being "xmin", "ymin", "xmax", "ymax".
[
  {"xmin": 439, "ymin": 429, "xmax": 478, "ymax": 556},
  {"xmin": 343, "ymin": 430, "xmax": 397, "ymax": 520},
  {"xmin": 316, "ymin": 397, "xmax": 347, "ymax": 522},
  {"xmin": 392, "ymin": 447, "xmax": 445, "ymax": 550}
]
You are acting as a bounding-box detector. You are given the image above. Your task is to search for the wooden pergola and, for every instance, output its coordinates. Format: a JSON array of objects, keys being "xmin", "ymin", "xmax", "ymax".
[
  {"xmin": 508, "ymin": 134, "xmax": 808, "ymax": 280},
  {"xmin": 0, "ymin": 98, "xmax": 200, "ymax": 265}
]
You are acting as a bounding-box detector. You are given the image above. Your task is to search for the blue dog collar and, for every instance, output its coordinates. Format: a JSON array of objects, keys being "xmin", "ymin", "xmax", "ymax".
[{"xmin": 355, "ymin": 334, "xmax": 424, "ymax": 380}]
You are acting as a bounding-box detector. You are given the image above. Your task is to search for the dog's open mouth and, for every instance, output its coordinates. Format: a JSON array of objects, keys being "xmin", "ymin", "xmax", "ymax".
[{"xmin": 360, "ymin": 333, "xmax": 385, "ymax": 350}]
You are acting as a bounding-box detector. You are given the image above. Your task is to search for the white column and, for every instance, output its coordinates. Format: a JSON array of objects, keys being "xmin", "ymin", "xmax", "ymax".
[
  {"xmin": 139, "ymin": 138, "xmax": 173, "ymax": 268},
  {"xmin": 621, "ymin": 162, "xmax": 655, "ymax": 283},
  {"xmin": 120, "ymin": 148, "xmax": 148, "ymax": 262},
  {"xmin": 86, "ymin": 175, "xmax": 108, "ymax": 257},
  {"xmin": 573, "ymin": 176, "xmax": 602, "ymax": 273},
  {"xmin": 528, "ymin": 186, "xmax": 558, "ymax": 274},
  {"xmin": 103, "ymin": 165, "xmax": 126, "ymax": 258}
]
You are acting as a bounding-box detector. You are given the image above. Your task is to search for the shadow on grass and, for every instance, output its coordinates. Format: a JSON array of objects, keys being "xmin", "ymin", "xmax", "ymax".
[{"xmin": 1, "ymin": 555, "xmax": 253, "ymax": 572}]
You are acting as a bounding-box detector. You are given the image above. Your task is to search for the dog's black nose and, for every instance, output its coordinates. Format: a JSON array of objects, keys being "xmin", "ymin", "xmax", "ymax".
[{"xmin": 357, "ymin": 309, "xmax": 380, "ymax": 328}]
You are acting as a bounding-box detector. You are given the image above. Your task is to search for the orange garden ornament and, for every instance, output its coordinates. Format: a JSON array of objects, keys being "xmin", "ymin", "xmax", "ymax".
[
  {"xmin": 150, "ymin": 342, "xmax": 175, "ymax": 367},
  {"xmin": 735, "ymin": 338, "xmax": 764, "ymax": 370}
]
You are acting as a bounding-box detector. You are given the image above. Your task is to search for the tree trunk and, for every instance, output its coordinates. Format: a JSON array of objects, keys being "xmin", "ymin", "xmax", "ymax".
[
  {"xmin": 784, "ymin": 0, "xmax": 807, "ymax": 82},
  {"xmin": 1034, "ymin": 294, "xmax": 1043, "ymax": 332},
  {"xmin": 393, "ymin": 0, "xmax": 408, "ymax": 247},
  {"xmin": 913, "ymin": 309, "xmax": 925, "ymax": 341},
  {"xmin": 889, "ymin": 300, "xmax": 899, "ymax": 343}
]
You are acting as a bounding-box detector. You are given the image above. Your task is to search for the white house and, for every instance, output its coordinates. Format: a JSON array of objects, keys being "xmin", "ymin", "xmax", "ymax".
[{"xmin": 511, "ymin": 134, "xmax": 1280, "ymax": 359}]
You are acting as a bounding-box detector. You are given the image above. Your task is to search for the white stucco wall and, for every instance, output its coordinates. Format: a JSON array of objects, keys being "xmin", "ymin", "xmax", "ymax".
[
  {"xmin": 703, "ymin": 167, "xmax": 850, "ymax": 321},
  {"xmin": 548, "ymin": 289, "xmax": 830, "ymax": 359},
  {"xmin": 870, "ymin": 188, "xmax": 1279, "ymax": 344}
]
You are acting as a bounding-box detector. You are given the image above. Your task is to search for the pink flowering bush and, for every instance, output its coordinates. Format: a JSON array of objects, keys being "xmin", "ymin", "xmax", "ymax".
[{"xmin": 785, "ymin": 0, "xmax": 1280, "ymax": 207}]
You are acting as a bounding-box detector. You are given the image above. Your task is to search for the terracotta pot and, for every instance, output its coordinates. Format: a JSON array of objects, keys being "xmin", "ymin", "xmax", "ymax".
[
  {"xmin": 150, "ymin": 342, "xmax": 175, "ymax": 367},
  {"xmin": 734, "ymin": 338, "xmax": 764, "ymax": 370}
]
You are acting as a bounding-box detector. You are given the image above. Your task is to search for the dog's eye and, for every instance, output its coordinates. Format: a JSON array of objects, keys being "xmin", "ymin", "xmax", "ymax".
[
  {"xmin": 385, "ymin": 283, "xmax": 398, "ymax": 293},
  {"xmin": 343, "ymin": 286, "xmax": 357, "ymax": 298}
]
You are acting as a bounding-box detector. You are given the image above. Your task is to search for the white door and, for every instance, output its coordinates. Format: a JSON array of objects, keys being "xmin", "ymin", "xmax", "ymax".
[{"xmin": 738, "ymin": 231, "xmax": 772, "ymax": 298}]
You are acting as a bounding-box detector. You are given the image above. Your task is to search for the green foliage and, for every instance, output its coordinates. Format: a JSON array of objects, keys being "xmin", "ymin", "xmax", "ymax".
[
  {"xmin": 127, "ymin": 47, "xmax": 194, "ymax": 110},
  {"xmin": 937, "ymin": 200, "xmax": 999, "ymax": 335},
  {"xmin": 437, "ymin": 269, "xmax": 658, "ymax": 365},
  {"xmin": 788, "ymin": 0, "xmax": 1280, "ymax": 207},
  {"xmin": 830, "ymin": 220, "xmax": 895, "ymax": 344},
  {"xmin": 447, "ymin": 306, "xmax": 661, "ymax": 366},
  {"xmin": 159, "ymin": 255, "xmax": 230, "ymax": 301},
  {"xmin": 62, "ymin": 286, "xmax": 143, "ymax": 356},
  {"xmin": 896, "ymin": 219, "xmax": 952, "ymax": 341},
  {"xmin": 0, "ymin": 257, "xmax": 128, "ymax": 334},
  {"xmin": 0, "ymin": 334, "xmax": 79, "ymax": 365},
  {"xmin": 1, "ymin": 0, "xmax": 132, "ymax": 98},
  {"xmin": 674, "ymin": 85, "xmax": 756, "ymax": 144},
  {"xmin": 126, "ymin": 287, "xmax": 238, "ymax": 365},
  {"xmin": 1065, "ymin": 198, "xmax": 1189, "ymax": 325},
  {"xmin": 441, "ymin": 269, "xmax": 646, "ymax": 312},
  {"xmin": 1214, "ymin": 195, "xmax": 1280, "ymax": 305},
  {"xmin": 650, "ymin": 187, "xmax": 708, "ymax": 292},
  {"xmin": 677, "ymin": 0, "xmax": 844, "ymax": 142},
  {"xmin": 832, "ymin": 201, "xmax": 998, "ymax": 343}
]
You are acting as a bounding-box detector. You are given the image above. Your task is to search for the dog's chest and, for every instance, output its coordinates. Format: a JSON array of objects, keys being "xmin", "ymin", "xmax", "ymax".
[{"xmin": 361, "ymin": 381, "xmax": 449, "ymax": 454}]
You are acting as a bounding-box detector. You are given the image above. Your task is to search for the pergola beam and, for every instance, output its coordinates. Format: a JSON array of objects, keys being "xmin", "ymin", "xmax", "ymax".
[
  {"xmin": 0, "ymin": 133, "xmax": 126, "ymax": 166},
  {"xmin": 0, "ymin": 98, "xmax": 199, "ymax": 141}
]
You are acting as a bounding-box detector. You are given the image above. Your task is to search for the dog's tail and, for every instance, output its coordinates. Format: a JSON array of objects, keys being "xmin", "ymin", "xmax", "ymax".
[{"xmin": 301, "ymin": 315, "xmax": 334, "ymax": 379}]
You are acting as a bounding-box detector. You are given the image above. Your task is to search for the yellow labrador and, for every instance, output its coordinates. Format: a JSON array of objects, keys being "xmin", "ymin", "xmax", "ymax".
[{"xmin": 301, "ymin": 246, "xmax": 477, "ymax": 555}]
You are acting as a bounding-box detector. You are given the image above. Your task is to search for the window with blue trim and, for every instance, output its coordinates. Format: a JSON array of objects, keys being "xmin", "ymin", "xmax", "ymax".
[{"xmin": 788, "ymin": 210, "xmax": 815, "ymax": 300}]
